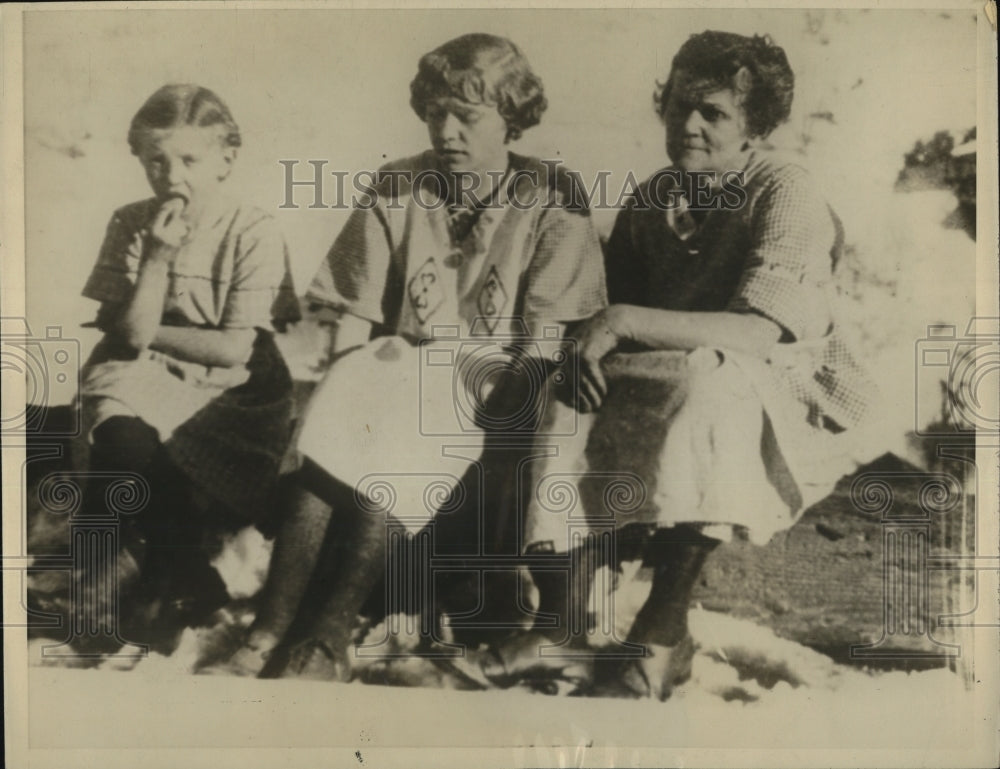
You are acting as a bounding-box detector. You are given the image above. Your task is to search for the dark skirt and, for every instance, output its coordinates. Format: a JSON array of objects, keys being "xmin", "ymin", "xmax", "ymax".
[{"xmin": 165, "ymin": 329, "xmax": 295, "ymax": 525}]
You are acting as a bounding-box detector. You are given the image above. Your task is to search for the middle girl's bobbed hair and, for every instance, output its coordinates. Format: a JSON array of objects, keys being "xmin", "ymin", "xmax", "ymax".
[{"xmin": 410, "ymin": 33, "xmax": 547, "ymax": 142}]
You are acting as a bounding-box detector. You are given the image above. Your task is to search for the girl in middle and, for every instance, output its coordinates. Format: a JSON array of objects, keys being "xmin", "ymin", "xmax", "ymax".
[{"xmin": 221, "ymin": 33, "xmax": 608, "ymax": 679}]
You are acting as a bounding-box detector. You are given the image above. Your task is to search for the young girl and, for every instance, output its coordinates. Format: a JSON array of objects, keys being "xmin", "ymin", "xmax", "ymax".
[
  {"xmin": 217, "ymin": 33, "xmax": 608, "ymax": 679},
  {"xmin": 78, "ymin": 84, "xmax": 300, "ymax": 640}
]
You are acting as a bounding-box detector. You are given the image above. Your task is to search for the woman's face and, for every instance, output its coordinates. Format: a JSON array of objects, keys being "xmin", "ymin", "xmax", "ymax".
[
  {"xmin": 663, "ymin": 68, "xmax": 751, "ymax": 176},
  {"xmin": 425, "ymin": 97, "xmax": 509, "ymax": 178}
]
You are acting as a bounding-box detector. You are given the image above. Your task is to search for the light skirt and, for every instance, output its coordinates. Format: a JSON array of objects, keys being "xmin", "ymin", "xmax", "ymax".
[
  {"xmin": 522, "ymin": 348, "xmax": 858, "ymax": 550},
  {"xmin": 296, "ymin": 336, "xmax": 486, "ymax": 532},
  {"xmin": 79, "ymin": 340, "xmax": 250, "ymax": 442}
]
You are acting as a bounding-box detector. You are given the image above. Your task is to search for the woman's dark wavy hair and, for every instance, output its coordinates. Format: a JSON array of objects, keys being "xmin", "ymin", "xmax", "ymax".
[
  {"xmin": 410, "ymin": 33, "xmax": 547, "ymax": 142},
  {"xmin": 128, "ymin": 84, "xmax": 241, "ymax": 155},
  {"xmin": 655, "ymin": 31, "xmax": 794, "ymax": 139}
]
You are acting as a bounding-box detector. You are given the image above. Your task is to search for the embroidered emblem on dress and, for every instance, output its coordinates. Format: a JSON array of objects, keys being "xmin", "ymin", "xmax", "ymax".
[
  {"xmin": 407, "ymin": 257, "xmax": 445, "ymax": 324},
  {"xmin": 476, "ymin": 265, "xmax": 508, "ymax": 333}
]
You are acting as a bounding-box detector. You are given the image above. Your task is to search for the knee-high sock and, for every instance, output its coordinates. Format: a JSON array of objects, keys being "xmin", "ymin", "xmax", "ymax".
[
  {"xmin": 84, "ymin": 415, "xmax": 170, "ymax": 566},
  {"xmin": 84, "ymin": 416, "xmax": 161, "ymax": 518},
  {"xmin": 306, "ymin": 481, "xmax": 391, "ymax": 648},
  {"xmin": 530, "ymin": 535, "xmax": 605, "ymax": 642},
  {"xmin": 250, "ymin": 457, "xmax": 360, "ymax": 642}
]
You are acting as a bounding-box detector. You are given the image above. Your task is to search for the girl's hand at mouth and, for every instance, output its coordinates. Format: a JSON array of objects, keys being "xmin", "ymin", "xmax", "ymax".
[{"xmin": 147, "ymin": 196, "xmax": 190, "ymax": 257}]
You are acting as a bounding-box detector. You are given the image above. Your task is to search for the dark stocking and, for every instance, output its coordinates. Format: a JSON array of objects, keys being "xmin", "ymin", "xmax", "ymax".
[
  {"xmin": 85, "ymin": 416, "xmax": 161, "ymax": 516},
  {"xmin": 529, "ymin": 536, "xmax": 604, "ymax": 645},
  {"xmin": 249, "ymin": 459, "xmax": 348, "ymax": 645},
  {"xmin": 263, "ymin": 461, "xmax": 392, "ymax": 680},
  {"xmin": 628, "ymin": 525, "xmax": 719, "ymax": 647},
  {"xmin": 306, "ymin": 483, "xmax": 390, "ymax": 650}
]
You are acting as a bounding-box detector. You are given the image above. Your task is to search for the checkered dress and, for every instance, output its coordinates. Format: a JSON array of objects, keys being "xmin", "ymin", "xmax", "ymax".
[
  {"xmin": 606, "ymin": 151, "xmax": 878, "ymax": 430},
  {"xmin": 523, "ymin": 152, "xmax": 879, "ymax": 549}
]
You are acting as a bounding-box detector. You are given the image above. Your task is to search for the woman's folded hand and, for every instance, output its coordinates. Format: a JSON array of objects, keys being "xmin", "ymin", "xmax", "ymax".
[{"xmin": 565, "ymin": 306, "xmax": 628, "ymax": 413}]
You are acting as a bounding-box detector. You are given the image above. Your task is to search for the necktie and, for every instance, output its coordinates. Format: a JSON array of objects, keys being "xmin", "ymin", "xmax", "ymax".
[{"xmin": 666, "ymin": 192, "xmax": 699, "ymax": 241}]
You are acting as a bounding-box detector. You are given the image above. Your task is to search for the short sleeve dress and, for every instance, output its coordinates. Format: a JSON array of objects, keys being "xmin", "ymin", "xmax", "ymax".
[
  {"xmin": 523, "ymin": 151, "xmax": 880, "ymax": 549},
  {"xmin": 306, "ymin": 151, "xmax": 606, "ymax": 340},
  {"xmin": 297, "ymin": 151, "xmax": 608, "ymax": 532},
  {"xmin": 79, "ymin": 198, "xmax": 301, "ymax": 520}
]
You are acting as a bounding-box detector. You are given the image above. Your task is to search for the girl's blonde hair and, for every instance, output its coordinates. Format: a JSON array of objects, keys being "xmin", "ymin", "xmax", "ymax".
[{"xmin": 128, "ymin": 84, "xmax": 241, "ymax": 154}]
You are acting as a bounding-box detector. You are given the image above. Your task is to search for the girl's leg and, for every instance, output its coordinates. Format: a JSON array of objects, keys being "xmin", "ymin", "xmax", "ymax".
[
  {"xmin": 89, "ymin": 417, "xmax": 229, "ymax": 642},
  {"xmin": 85, "ymin": 416, "xmax": 161, "ymax": 514},
  {"xmin": 273, "ymin": 474, "xmax": 390, "ymax": 681},
  {"xmin": 72, "ymin": 416, "xmax": 161, "ymax": 651},
  {"xmin": 243, "ymin": 461, "xmax": 342, "ymax": 649},
  {"xmin": 84, "ymin": 415, "xmax": 163, "ymax": 577},
  {"xmin": 480, "ymin": 538, "xmax": 603, "ymax": 686}
]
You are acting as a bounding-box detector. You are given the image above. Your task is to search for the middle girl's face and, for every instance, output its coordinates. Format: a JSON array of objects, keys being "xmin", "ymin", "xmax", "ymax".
[
  {"xmin": 135, "ymin": 125, "xmax": 234, "ymax": 214},
  {"xmin": 425, "ymin": 97, "xmax": 509, "ymax": 178}
]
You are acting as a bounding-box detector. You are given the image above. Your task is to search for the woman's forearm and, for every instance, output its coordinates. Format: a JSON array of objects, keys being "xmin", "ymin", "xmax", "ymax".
[
  {"xmin": 149, "ymin": 326, "xmax": 256, "ymax": 368},
  {"xmin": 608, "ymin": 304, "xmax": 783, "ymax": 359}
]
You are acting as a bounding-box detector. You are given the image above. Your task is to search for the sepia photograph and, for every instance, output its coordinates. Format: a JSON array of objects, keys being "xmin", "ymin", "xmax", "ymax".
[{"xmin": 2, "ymin": 2, "xmax": 998, "ymax": 767}]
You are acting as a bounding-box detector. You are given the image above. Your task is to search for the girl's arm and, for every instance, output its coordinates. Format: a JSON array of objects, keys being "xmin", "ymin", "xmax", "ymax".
[
  {"xmin": 108, "ymin": 200, "xmax": 186, "ymax": 352},
  {"xmin": 112, "ymin": 265, "xmax": 257, "ymax": 368},
  {"xmin": 109, "ymin": 285, "xmax": 257, "ymax": 367},
  {"xmin": 148, "ymin": 326, "xmax": 256, "ymax": 368},
  {"xmin": 108, "ymin": 199, "xmax": 257, "ymax": 368},
  {"xmin": 111, "ymin": 253, "xmax": 170, "ymax": 352}
]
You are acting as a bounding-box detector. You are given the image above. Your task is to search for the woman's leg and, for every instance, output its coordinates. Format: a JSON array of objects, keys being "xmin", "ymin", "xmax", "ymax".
[
  {"xmin": 212, "ymin": 458, "xmax": 348, "ymax": 675},
  {"xmin": 604, "ymin": 524, "xmax": 718, "ymax": 700},
  {"xmin": 628, "ymin": 525, "xmax": 718, "ymax": 646},
  {"xmin": 529, "ymin": 538, "xmax": 601, "ymax": 645}
]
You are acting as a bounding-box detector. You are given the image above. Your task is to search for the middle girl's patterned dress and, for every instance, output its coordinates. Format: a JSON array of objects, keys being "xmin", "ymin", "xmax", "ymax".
[{"xmin": 297, "ymin": 150, "xmax": 607, "ymax": 533}]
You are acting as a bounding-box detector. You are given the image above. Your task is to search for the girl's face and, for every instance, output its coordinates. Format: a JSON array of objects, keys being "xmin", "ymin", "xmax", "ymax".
[
  {"xmin": 425, "ymin": 97, "xmax": 509, "ymax": 178},
  {"xmin": 135, "ymin": 124, "xmax": 235, "ymax": 212},
  {"xmin": 663, "ymin": 68, "xmax": 751, "ymax": 176}
]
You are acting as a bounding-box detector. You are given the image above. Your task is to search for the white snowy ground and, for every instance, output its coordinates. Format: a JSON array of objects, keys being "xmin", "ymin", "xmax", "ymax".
[
  {"xmin": 24, "ymin": 527, "xmax": 990, "ymax": 764},
  {"xmin": 25, "ymin": 611, "xmax": 980, "ymax": 762}
]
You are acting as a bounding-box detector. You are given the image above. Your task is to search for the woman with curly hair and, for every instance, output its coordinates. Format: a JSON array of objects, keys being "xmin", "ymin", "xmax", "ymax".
[
  {"xmin": 214, "ymin": 33, "xmax": 607, "ymax": 679},
  {"xmin": 491, "ymin": 30, "xmax": 878, "ymax": 699}
]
